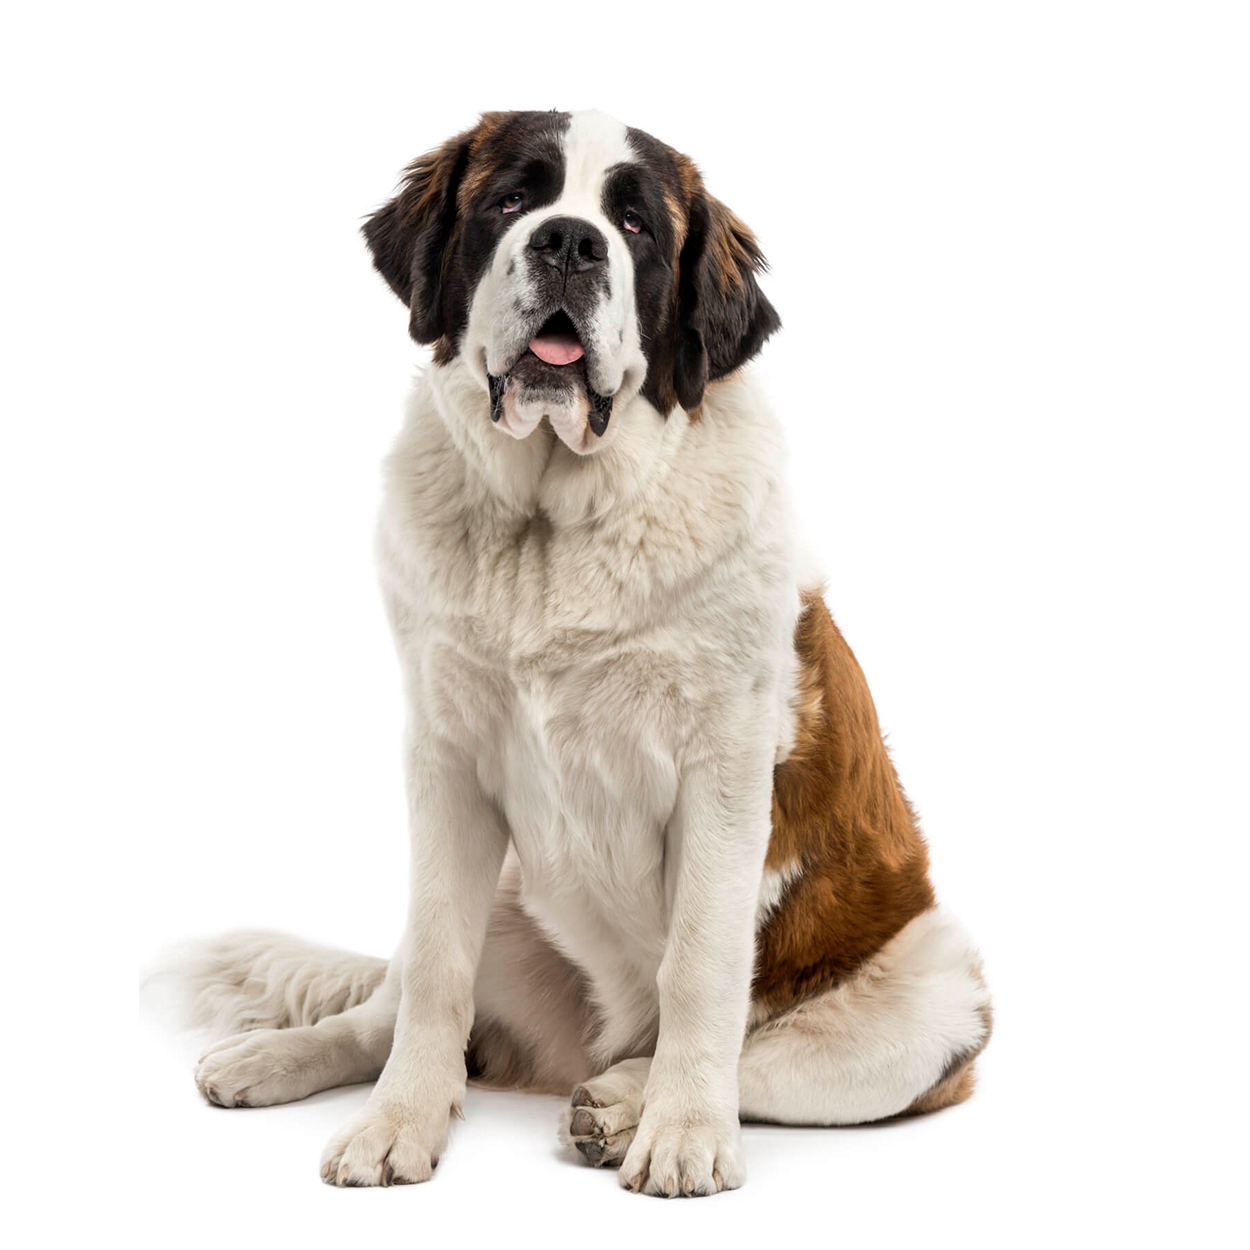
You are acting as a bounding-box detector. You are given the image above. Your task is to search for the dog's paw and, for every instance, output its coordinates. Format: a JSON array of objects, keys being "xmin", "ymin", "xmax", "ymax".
[
  {"xmin": 618, "ymin": 1112, "xmax": 744, "ymax": 1198},
  {"xmin": 195, "ymin": 1028, "xmax": 320, "ymax": 1108},
  {"xmin": 559, "ymin": 1057, "xmax": 650, "ymax": 1167},
  {"xmin": 320, "ymin": 1100, "xmax": 451, "ymax": 1187}
]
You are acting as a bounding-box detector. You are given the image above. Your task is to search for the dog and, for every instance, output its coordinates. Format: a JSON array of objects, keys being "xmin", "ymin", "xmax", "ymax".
[{"xmin": 179, "ymin": 109, "xmax": 992, "ymax": 1197}]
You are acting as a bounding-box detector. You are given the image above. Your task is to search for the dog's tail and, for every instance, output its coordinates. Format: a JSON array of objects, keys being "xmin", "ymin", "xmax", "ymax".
[{"xmin": 147, "ymin": 930, "xmax": 389, "ymax": 1040}]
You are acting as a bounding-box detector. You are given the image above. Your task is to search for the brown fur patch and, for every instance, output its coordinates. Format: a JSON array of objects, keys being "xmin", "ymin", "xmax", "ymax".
[
  {"xmin": 666, "ymin": 151, "xmax": 702, "ymax": 269},
  {"xmin": 702, "ymin": 197, "xmax": 757, "ymax": 296},
  {"xmin": 452, "ymin": 111, "xmax": 509, "ymax": 212},
  {"xmin": 903, "ymin": 1060, "xmax": 978, "ymax": 1116},
  {"xmin": 753, "ymin": 592, "xmax": 936, "ymax": 1017}
]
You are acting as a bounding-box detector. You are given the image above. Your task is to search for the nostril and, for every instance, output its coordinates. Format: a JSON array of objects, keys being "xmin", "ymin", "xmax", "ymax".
[
  {"xmin": 530, "ymin": 239, "xmax": 558, "ymax": 272},
  {"xmin": 575, "ymin": 236, "xmax": 607, "ymax": 272},
  {"xmin": 530, "ymin": 228, "xmax": 561, "ymax": 251},
  {"xmin": 530, "ymin": 227, "xmax": 565, "ymax": 268}
]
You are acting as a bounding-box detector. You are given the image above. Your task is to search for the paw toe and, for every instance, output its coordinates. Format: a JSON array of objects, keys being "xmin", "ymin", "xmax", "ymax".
[{"xmin": 562, "ymin": 1099, "xmax": 639, "ymax": 1167}]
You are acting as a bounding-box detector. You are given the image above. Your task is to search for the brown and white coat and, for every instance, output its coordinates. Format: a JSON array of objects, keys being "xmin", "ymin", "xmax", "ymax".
[{"xmin": 183, "ymin": 109, "xmax": 992, "ymax": 1198}]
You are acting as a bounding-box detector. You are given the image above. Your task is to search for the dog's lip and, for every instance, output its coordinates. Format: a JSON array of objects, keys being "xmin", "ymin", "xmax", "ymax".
[{"xmin": 488, "ymin": 364, "xmax": 614, "ymax": 432}]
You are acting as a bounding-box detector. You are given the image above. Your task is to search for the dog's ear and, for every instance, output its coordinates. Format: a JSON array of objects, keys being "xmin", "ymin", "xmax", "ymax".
[
  {"xmin": 362, "ymin": 128, "xmax": 475, "ymax": 344},
  {"xmin": 671, "ymin": 192, "xmax": 781, "ymax": 412}
]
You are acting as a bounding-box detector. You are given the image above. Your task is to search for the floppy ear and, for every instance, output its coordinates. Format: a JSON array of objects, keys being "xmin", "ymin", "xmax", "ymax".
[
  {"xmin": 672, "ymin": 193, "xmax": 781, "ymax": 412},
  {"xmin": 362, "ymin": 129, "xmax": 474, "ymax": 344}
]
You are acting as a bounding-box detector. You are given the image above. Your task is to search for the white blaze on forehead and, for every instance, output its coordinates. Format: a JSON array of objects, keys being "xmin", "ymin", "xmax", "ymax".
[
  {"xmin": 533, "ymin": 110, "xmax": 644, "ymax": 409},
  {"xmin": 557, "ymin": 111, "xmax": 635, "ymax": 210}
]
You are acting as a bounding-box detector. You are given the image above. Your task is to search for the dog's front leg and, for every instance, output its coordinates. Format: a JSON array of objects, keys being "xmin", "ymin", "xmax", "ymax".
[
  {"xmin": 619, "ymin": 730, "xmax": 775, "ymax": 1197},
  {"xmin": 320, "ymin": 735, "xmax": 508, "ymax": 1187}
]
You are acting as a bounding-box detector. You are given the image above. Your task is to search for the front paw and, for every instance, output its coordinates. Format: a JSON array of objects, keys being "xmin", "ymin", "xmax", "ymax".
[
  {"xmin": 320, "ymin": 1100, "xmax": 454, "ymax": 1188},
  {"xmin": 619, "ymin": 1112, "xmax": 745, "ymax": 1197}
]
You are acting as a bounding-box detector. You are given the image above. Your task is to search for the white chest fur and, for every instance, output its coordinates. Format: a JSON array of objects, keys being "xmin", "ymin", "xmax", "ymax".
[{"xmin": 376, "ymin": 361, "xmax": 800, "ymax": 1037}]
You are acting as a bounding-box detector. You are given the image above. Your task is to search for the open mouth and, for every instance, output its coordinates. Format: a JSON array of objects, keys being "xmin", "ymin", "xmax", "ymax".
[
  {"xmin": 529, "ymin": 309, "xmax": 585, "ymax": 367},
  {"xmin": 488, "ymin": 311, "xmax": 614, "ymax": 438}
]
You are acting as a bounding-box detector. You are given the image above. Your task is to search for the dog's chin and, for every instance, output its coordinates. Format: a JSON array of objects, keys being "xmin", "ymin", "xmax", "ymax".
[{"xmin": 489, "ymin": 353, "xmax": 614, "ymax": 456}]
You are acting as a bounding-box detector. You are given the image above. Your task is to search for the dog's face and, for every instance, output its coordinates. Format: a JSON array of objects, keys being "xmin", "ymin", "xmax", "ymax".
[{"xmin": 364, "ymin": 110, "xmax": 779, "ymax": 454}]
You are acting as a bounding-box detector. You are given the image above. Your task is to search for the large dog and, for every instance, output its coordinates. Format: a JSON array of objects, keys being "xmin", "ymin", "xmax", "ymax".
[{"xmin": 181, "ymin": 110, "xmax": 991, "ymax": 1197}]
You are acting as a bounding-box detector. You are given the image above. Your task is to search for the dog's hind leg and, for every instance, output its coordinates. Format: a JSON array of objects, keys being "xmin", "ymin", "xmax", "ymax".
[
  {"xmin": 158, "ymin": 929, "xmax": 396, "ymax": 1107},
  {"xmin": 737, "ymin": 908, "xmax": 992, "ymax": 1125},
  {"xmin": 188, "ymin": 856, "xmax": 592, "ymax": 1108},
  {"xmin": 561, "ymin": 908, "xmax": 991, "ymax": 1162},
  {"xmin": 195, "ymin": 980, "xmax": 400, "ymax": 1107}
]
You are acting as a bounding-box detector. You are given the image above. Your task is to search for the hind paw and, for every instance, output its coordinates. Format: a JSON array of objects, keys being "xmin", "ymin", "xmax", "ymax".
[
  {"xmin": 559, "ymin": 1057, "xmax": 650, "ymax": 1168},
  {"xmin": 195, "ymin": 1026, "xmax": 327, "ymax": 1108}
]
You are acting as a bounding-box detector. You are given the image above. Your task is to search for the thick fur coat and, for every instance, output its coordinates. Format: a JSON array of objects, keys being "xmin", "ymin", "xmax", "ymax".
[{"xmin": 175, "ymin": 110, "xmax": 991, "ymax": 1198}]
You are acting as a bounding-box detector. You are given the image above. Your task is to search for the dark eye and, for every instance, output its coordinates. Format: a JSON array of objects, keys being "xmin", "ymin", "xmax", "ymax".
[
  {"xmin": 623, "ymin": 209, "xmax": 642, "ymax": 234},
  {"xmin": 501, "ymin": 192, "xmax": 524, "ymax": 214}
]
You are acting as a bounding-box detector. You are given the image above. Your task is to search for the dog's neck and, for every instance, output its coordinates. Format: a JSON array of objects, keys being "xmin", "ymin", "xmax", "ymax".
[
  {"xmin": 426, "ymin": 357, "xmax": 681, "ymax": 528},
  {"xmin": 382, "ymin": 358, "xmax": 792, "ymax": 646}
]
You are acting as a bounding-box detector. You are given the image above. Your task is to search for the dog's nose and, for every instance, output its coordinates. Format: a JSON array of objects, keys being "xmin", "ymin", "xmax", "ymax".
[{"xmin": 528, "ymin": 216, "xmax": 608, "ymax": 276}]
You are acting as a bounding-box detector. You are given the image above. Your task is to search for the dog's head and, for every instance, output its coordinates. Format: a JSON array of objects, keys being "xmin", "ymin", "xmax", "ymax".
[{"xmin": 364, "ymin": 110, "xmax": 779, "ymax": 454}]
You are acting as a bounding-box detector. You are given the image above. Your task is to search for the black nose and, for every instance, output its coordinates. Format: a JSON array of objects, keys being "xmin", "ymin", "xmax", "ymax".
[{"xmin": 528, "ymin": 216, "xmax": 608, "ymax": 277}]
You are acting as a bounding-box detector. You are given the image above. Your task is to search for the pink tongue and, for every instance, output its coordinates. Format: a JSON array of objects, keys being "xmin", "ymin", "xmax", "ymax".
[{"xmin": 529, "ymin": 327, "xmax": 584, "ymax": 366}]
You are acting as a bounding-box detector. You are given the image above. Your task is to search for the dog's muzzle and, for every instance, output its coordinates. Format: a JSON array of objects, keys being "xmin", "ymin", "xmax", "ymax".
[{"xmin": 488, "ymin": 308, "xmax": 614, "ymax": 440}]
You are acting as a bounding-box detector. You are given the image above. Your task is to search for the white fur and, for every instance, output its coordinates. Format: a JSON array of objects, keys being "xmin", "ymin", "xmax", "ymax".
[
  {"xmin": 338, "ymin": 345, "xmax": 796, "ymax": 1189},
  {"xmin": 149, "ymin": 930, "xmax": 386, "ymax": 1038}
]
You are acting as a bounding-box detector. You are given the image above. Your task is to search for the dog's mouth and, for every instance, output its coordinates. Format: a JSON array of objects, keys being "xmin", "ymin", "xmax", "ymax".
[
  {"xmin": 528, "ymin": 309, "xmax": 586, "ymax": 368},
  {"xmin": 488, "ymin": 311, "xmax": 614, "ymax": 445}
]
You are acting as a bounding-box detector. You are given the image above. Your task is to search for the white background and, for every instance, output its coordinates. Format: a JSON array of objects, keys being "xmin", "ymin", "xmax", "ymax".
[{"xmin": 3, "ymin": 2, "xmax": 1246, "ymax": 1245}]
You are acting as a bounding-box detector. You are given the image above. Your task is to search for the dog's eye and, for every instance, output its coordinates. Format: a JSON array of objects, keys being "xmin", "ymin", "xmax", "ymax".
[
  {"xmin": 501, "ymin": 192, "xmax": 524, "ymax": 214},
  {"xmin": 623, "ymin": 209, "xmax": 642, "ymax": 234}
]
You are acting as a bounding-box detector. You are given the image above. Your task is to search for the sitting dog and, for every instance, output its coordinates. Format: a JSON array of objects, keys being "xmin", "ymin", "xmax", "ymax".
[{"xmin": 181, "ymin": 109, "xmax": 992, "ymax": 1197}]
